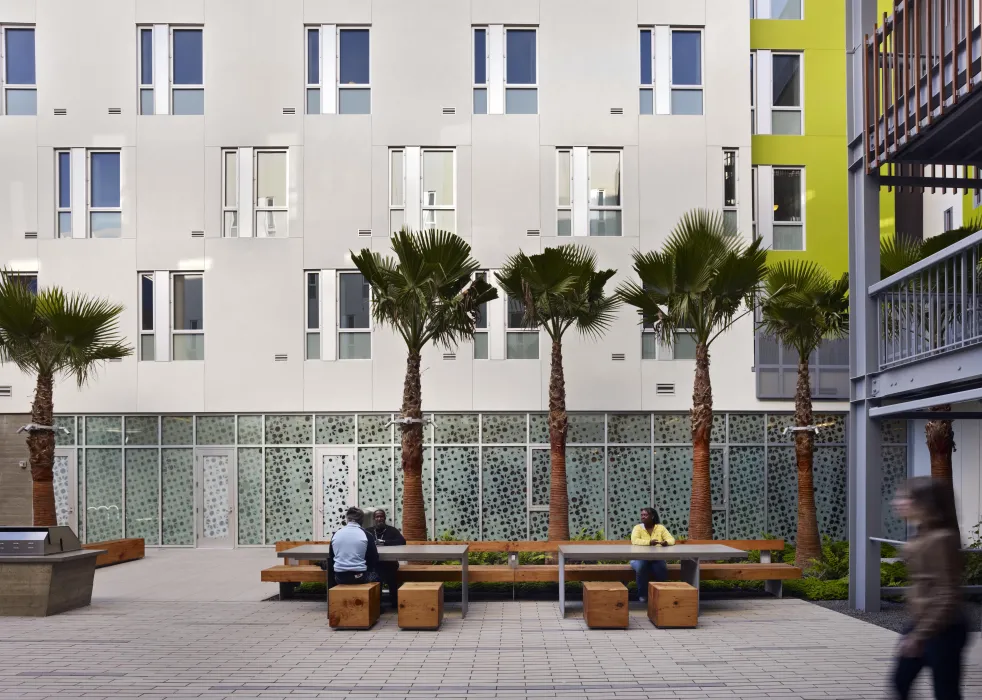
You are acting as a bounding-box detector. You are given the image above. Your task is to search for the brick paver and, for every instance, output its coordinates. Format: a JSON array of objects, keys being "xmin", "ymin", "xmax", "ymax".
[{"xmin": 3, "ymin": 595, "xmax": 981, "ymax": 699}]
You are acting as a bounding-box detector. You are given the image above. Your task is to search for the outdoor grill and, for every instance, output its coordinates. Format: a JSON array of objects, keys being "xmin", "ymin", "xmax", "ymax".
[{"xmin": 0, "ymin": 526, "xmax": 81, "ymax": 557}]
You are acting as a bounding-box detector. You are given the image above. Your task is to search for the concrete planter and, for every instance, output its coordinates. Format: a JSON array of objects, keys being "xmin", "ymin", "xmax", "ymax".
[{"xmin": 0, "ymin": 549, "xmax": 103, "ymax": 616}]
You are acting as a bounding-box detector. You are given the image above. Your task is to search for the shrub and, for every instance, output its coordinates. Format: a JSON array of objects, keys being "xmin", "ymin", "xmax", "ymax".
[
  {"xmin": 809, "ymin": 537, "xmax": 850, "ymax": 579},
  {"xmin": 880, "ymin": 560, "xmax": 908, "ymax": 587},
  {"xmin": 784, "ymin": 577, "xmax": 849, "ymax": 600}
]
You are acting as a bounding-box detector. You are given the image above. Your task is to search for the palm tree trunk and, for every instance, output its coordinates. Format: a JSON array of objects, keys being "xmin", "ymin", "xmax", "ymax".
[
  {"xmin": 548, "ymin": 339, "xmax": 570, "ymax": 541},
  {"xmin": 689, "ymin": 342, "xmax": 713, "ymax": 540},
  {"xmin": 400, "ymin": 351, "xmax": 427, "ymax": 541},
  {"xmin": 29, "ymin": 373, "xmax": 57, "ymax": 527},
  {"xmin": 925, "ymin": 405, "xmax": 957, "ymax": 517},
  {"xmin": 793, "ymin": 354, "xmax": 821, "ymax": 569}
]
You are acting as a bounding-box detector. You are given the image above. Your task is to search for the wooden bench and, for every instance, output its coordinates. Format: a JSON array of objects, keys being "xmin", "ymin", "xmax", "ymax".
[
  {"xmin": 83, "ymin": 538, "xmax": 145, "ymax": 568},
  {"xmin": 262, "ymin": 538, "xmax": 801, "ymax": 599}
]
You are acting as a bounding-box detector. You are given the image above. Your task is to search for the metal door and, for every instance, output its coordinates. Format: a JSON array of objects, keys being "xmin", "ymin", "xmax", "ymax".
[
  {"xmin": 195, "ymin": 448, "xmax": 236, "ymax": 548},
  {"xmin": 53, "ymin": 448, "xmax": 78, "ymax": 533},
  {"xmin": 314, "ymin": 448, "xmax": 357, "ymax": 539}
]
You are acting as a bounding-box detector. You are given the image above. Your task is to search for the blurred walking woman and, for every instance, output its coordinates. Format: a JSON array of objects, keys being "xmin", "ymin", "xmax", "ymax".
[{"xmin": 892, "ymin": 477, "xmax": 967, "ymax": 700}]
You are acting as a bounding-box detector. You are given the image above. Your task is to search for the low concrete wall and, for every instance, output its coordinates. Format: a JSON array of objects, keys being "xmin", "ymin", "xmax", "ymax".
[{"xmin": 0, "ymin": 414, "xmax": 30, "ymax": 526}]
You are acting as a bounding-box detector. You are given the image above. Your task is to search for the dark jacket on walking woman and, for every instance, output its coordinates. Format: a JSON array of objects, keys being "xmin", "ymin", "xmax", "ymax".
[{"xmin": 892, "ymin": 477, "xmax": 968, "ymax": 700}]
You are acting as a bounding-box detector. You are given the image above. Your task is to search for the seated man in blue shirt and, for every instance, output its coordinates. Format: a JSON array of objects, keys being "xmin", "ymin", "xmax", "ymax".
[{"xmin": 329, "ymin": 506, "xmax": 379, "ymax": 586}]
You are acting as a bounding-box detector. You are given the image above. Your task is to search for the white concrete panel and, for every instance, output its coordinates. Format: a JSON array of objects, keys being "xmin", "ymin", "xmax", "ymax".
[
  {"xmin": 136, "ymin": 361, "xmax": 205, "ymax": 413},
  {"xmin": 70, "ymin": 148, "xmax": 85, "ymax": 239},
  {"xmin": 0, "ymin": 130, "xmax": 38, "ymax": 241},
  {"xmin": 487, "ymin": 25, "xmax": 505, "ymax": 116},
  {"xmin": 923, "ymin": 189, "xmax": 963, "ymax": 238},
  {"xmin": 654, "ymin": 26, "xmax": 671, "ymax": 116},
  {"xmin": 471, "ymin": 0, "xmax": 540, "ymax": 25},
  {"xmin": 0, "ymin": 0, "xmax": 36, "ymax": 23},
  {"xmin": 238, "ymin": 147, "xmax": 254, "ymax": 238},
  {"xmin": 135, "ymin": 119, "xmax": 206, "ymax": 242},
  {"xmin": 135, "ymin": 0, "xmax": 204, "ymax": 24},
  {"xmin": 419, "ymin": 343, "xmax": 474, "ymax": 411},
  {"xmin": 153, "ymin": 270, "xmax": 171, "ymax": 363},
  {"xmin": 473, "ymin": 357, "xmax": 542, "ymax": 411},
  {"xmin": 321, "ymin": 269, "xmax": 337, "ymax": 361},
  {"xmin": 303, "ymin": 0, "xmax": 372, "ymax": 25},
  {"xmin": 757, "ymin": 165, "xmax": 775, "ymax": 249},
  {"xmin": 489, "ymin": 270, "xmax": 505, "ymax": 361},
  {"xmin": 321, "ymin": 26, "xmax": 336, "ymax": 114},
  {"xmin": 637, "ymin": 0, "xmax": 706, "ymax": 26}
]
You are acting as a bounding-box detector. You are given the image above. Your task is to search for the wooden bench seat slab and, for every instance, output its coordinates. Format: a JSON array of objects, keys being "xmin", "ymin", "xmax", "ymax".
[{"xmin": 83, "ymin": 538, "xmax": 145, "ymax": 568}]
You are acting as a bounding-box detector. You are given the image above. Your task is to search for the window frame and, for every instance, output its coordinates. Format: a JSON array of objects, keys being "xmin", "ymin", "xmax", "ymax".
[
  {"xmin": 336, "ymin": 26, "xmax": 371, "ymax": 114},
  {"xmin": 305, "ymin": 26, "xmax": 321, "ymax": 115},
  {"xmin": 1, "ymin": 25, "xmax": 37, "ymax": 116},
  {"xmin": 588, "ymin": 148, "xmax": 623, "ymax": 237},
  {"xmin": 420, "ymin": 148, "xmax": 457, "ymax": 233},
  {"xmin": 504, "ymin": 26, "xmax": 538, "ymax": 114},
  {"xmin": 305, "ymin": 271, "xmax": 321, "ymax": 360},
  {"xmin": 171, "ymin": 272, "xmax": 204, "ymax": 361},
  {"xmin": 56, "ymin": 149, "xmax": 72, "ymax": 238},
  {"xmin": 169, "ymin": 26, "xmax": 204, "ymax": 115},
  {"xmin": 505, "ymin": 295, "xmax": 539, "ymax": 360},
  {"xmin": 640, "ymin": 326, "xmax": 697, "ymax": 360},
  {"xmin": 139, "ymin": 272, "xmax": 155, "ymax": 361},
  {"xmin": 723, "ymin": 148, "xmax": 739, "ymax": 232},
  {"xmin": 87, "ymin": 150, "xmax": 122, "ymax": 239},
  {"xmin": 669, "ymin": 28, "xmax": 704, "ymax": 115},
  {"xmin": 337, "ymin": 271, "xmax": 372, "ymax": 360},
  {"xmin": 772, "ymin": 166, "xmax": 806, "ymax": 251},
  {"xmin": 556, "ymin": 149, "xmax": 573, "ymax": 236},
  {"xmin": 254, "ymin": 149, "xmax": 288, "ymax": 238},
  {"xmin": 389, "ymin": 148, "xmax": 405, "ymax": 234},
  {"xmin": 770, "ymin": 51, "xmax": 804, "ymax": 135},
  {"xmin": 221, "ymin": 148, "xmax": 238, "ymax": 237},
  {"xmin": 473, "ymin": 26, "xmax": 489, "ymax": 114}
]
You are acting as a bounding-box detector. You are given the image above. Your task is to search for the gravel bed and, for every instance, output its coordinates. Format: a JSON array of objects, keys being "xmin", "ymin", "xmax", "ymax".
[{"xmin": 812, "ymin": 598, "xmax": 982, "ymax": 634}]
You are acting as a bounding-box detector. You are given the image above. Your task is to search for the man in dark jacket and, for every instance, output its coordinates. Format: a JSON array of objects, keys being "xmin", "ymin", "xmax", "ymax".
[{"xmin": 369, "ymin": 508, "xmax": 405, "ymax": 609}]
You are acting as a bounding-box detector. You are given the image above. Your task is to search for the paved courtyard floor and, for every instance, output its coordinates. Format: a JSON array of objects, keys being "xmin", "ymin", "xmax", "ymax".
[{"xmin": 2, "ymin": 551, "xmax": 982, "ymax": 699}]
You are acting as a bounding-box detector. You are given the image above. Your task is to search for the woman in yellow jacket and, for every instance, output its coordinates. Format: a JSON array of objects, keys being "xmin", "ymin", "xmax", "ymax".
[{"xmin": 630, "ymin": 506, "xmax": 676, "ymax": 602}]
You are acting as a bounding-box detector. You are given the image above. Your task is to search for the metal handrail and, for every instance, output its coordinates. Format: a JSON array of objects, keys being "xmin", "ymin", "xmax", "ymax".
[
  {"xmin": 869, "ymin": 228, "xmax": 982, "ymax": 295},
  {"xmin": 870, "ymin": 535, "xmax": 982, "ymax": 554}
]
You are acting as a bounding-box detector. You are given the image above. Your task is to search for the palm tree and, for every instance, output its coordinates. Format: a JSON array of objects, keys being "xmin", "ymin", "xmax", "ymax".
[
  {"xmin": 759, "ymin": 262, "xmax": 849, "ymax": 568},
  {"xmin": 0, "ymin": 274, "xmax": 131, "ymax": 527},
  {"xmin": 351, "ymin": 230, "xmax": 497, "ymax": 540},
  {"xmin": 618, "ymin": 210, "xmax": 767, "ymax": 539},
  {"xmin": 496, "ymin": 246, "xmax": 619, "ymax": 541}
]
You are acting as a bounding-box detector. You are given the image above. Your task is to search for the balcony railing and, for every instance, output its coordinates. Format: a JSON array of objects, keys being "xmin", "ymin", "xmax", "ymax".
[
  {"xmin": 870, "ymin": 229, "xmax": 982, "ymax": 370},
  {"xmin": 865, "ymin": 0, "xmax": 982, "ymax": 172}
]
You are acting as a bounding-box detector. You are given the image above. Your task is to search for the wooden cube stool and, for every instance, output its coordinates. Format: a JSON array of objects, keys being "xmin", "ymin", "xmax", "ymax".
[
  {"xmin": 582, "ymin": 581, "xmax": 629, "ymax": 629},
  {"xmin": 647, "ymin": 581, "xmax": 698, "ymax": 628},
  {"xmin": 398, "ymin": 582, "xmax": 444, "ymax": 630},
  {"xmin": 328, "ymin": 583, "xmax": 381, "ymax": 629}
]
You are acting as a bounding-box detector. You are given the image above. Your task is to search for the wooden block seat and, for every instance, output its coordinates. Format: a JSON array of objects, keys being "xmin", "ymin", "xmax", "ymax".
[
  {"xmin": 398, "ymin": 582, "xmax": 444, "ymax": 630},
  {"xmin": 582, "ymin": 581, "xmax": 629, "ymax": 629},
  {"xmin": 329, "ymin": 583, "xmax": 381, "ymax": 629},
  {"xmin": 648, "ymin": 582, "xmax": 698, "ymax": 628}
]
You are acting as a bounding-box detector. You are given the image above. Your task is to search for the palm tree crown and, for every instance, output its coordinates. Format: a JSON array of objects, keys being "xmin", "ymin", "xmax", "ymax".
[{"xmin": 759, "ymin": 261, "xmax": 849, "ymax": 359}]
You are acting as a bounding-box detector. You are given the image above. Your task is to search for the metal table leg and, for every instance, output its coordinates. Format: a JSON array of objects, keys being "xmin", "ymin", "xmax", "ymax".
[
  {"xmin": 461, "ymin": 556, "xmax": 469, "ymax": 618},
  {"xmin": 558, "ymin": 551, "xmax": 566, "ymax": 618}
]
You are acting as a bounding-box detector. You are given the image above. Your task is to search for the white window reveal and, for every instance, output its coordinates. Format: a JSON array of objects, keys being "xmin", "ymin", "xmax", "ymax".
[
  {"xmin": 751, "ymin": 0, "xmax": 803, "ymax": 20},
  {"xmin": 137, "ymin": 25, "xmax": 204, "ymax": 115},
  {"xmin": 639, "ymin": 27, "xmax": 704, "ymax": 115},
  {"xmin": 754, "ymin": 50, "xmax": 803, "ymax": 135},
  {"xmin": 255, "ymin": 150, "xmax": 288, "ymax": 237},
  {"xmin": 755, "ymin": 165, "xmax": 805, "ymax": 251},
  {"xmin": 558, "ymin": 147, "xmax": 622, "ymax": 237},
  {"xmin": 944, "ymin": 207, "xmax": 955, "ymax": 232},
  {"xmin": 389, "ymin": 149, "xmax": 406, "ymax": 234},
  {"xmin": 388, "ymin": 147, "xmax": 456, "ymax": 234},
  {"xmin": 474, "ymin": 26, "xmax": 537, "ymax": 115},
  {"xmin": 723, "ymin": 149, "xmax": 739, "ymax": 232},
  {"xmin": 506, "ymin": 296, "xmax": 538, "ymax": 360},
  {"xmin": 139, "ymin": 273, "xmax": 155, "ymax": 361},
  {"xmin": 305, "ymin": 26, "xmax": 371, "ymax": 114},
  {"xmin": 1, "ymin": 25, "xmax": 37, "ymax": 115}
]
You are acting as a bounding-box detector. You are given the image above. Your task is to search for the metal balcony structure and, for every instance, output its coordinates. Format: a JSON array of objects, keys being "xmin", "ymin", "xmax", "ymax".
[
  {"xmin": 865, "ymin": 0, "xmax": 982, "ymax": 189},
  {"xmin": 848, "ymin": 0, "xmax": 982, "ymax": 612}
]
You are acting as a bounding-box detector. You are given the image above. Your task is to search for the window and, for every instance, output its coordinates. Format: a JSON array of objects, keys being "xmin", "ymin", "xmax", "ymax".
[
  {"xmin": 306, "ymin": 272, "xmax": 320, "ymax": 360},
  {"xmin": 944, "ymin": 207, "xmax": 955, "ymax": 232},
  {"xmin": 671, "ymin": 30, "xmax": 703, "ymax": 115},
  {"xmin": 672, "ymin": 332, "xmax": 698, "ymax": 360},
  {"xmin": 172, "ymin": 273, "xmax": 203, "ymax": 361},
  {"xmin": 2, "ymin": 26, "xmax": 36, "ymax": 115},
  {"xmin": 4, "ymin": 271, "xmax": 37, "ymax": 294},
  {"xmin": 389, "ymin": 149, "xmax": 405, "ymax": 234},
  {"xmin": 505, "ymin": 28, "xmax": 537, "ymax": 114},
  {"xmin": 56, "ymin": 150, "xmax": 71, "ymax": 238},
  {"xmin": 473, "ymin": 272, "xmax": 489, "ymax": 360},
  {"xmin": 639, "ymin": 27, "xmax": 703, "ymax": 115},
  {"xmin": 757, "ymin": 332, "xmax": 848, "ymax": 400},
  {"xmin": 750, "ymin": 0, "xmax": 803, "ymax": 19},
  {"xmin": 589, "ymin": 150, "xmax": 622, "ymax": 237},
  {"xmin": 641, "ymin": 322, "xmax": 658, "ymax": 359},
  {"xmin": 723, "ymin": 149, "xmax": 738, "ymax": 232},
  {"xmin": 255, "ymin": 150, "xmax": 287, "ymax": 237},
  {"xmin": 137, "ymin": 26, "xmax": 204, "ymax": 115},
  {"xmin": 771, "ymin": 53, "xmax": 802, "ymax": 135},
  {"xmin": 557, "ymin": 150, "xmax": 572, "ymax": 236},
  {"xmin": 222, "ymin": 149, "xmax": 238, "ymax": 237},
  {"xmin": 974, "ymin": 188, "xmax": 981, "ymax": 209},
  {"xmin": 338, "ymin": 272, "xmax": 371, "ymax": 359},
  {"xmin": 641, "ymin": 326, "xmax": 696, "ymax": 360},
  {"xmin": 474, "ymin": 28, "xmax": 488, "ymax": 114},
  {"xmin": 422, "ymin": 150, "xmax": 455, "ymax": 232},
  {"xmin": 639, "ymin": 29, "xmax": 653, "ymax": 114},
  {"xmin": 506, "ymin": 296, "xmax": 538, "ymax": 359},
  {"xmin": 139, "ymin": 273, "xmax": 154, "ymax": 361},
  {"xmin": 89, "ymin": 151, "xmax": 122, "ymax": 238},
  {"xmin": 751, "ymin": 166, "xmax": 759, "ymax": 239},
  {"xmin": 773, "ymin": 167, "xmax": 804, "ymax": 250},
  {"xmin": 750, "ymin": 54, "xmax": 756, "ymax": 134},
  {"xmin": 306, "ymin": 26, "xmax": 370, "ymax": 114}
]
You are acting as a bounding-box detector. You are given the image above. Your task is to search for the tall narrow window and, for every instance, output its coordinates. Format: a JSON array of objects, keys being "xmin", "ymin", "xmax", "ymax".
[
  {"xmin": 255, "ymin": 150, "xmax": 287, "ymax": 237},
  {"xmin": 506, "ymin": 296, "xmax": 538, "ymax": 359},
  {"xmin": 505, "ymin": 28, "xmax": 537, "ymax": 114},
  {"xmin": 172, "ymin": 273, "xmax": 204, "ymax": 361},
  {"xmin": 944, "ymin": 207, "xmax": 955, "ymax": 232},
  {"xmin": 750, "ymin": 53, "xmax": 756, "ymax": 134},
  {"xmin": 389, "ymin": 149, "xmax": 405, "ymax": 234},
  {"xmin": 772, "ymin": 53, "xmax": 802, "ymax": 135},
  {"xmin": 671, "ymin": 30, "xmax": 703, "ymax": 115},
  {"xmin": 306, "ymin": 272, "xmax": 320, "ymax": 360},
  {"xmin": 723, "ymin": 149, "xmax": 738, "ymax": 232},
  {"xmin": 338, "ymin": 28, "xmax": 370, "ymax": 114},
  {"xmin": 56, "ymin": 150, "xmax": 71, "ymax": 238},
  {"xmin": 139, "ymin": 273, "xmax": 155, "ymax": 361},
  {"xmin": 773, "ymin": 168, "xmax": 804, "ymax": 250},
  {"xmin": 473, "ymin": 271, "xmax": 489, "ymax": 360},
  {"xmin": 139, "ymin": 28, "xmax": 154, "ymax": 114},
  {"xmin": 338, "ymin": 272, "xmax": 371, "ymax": 360},
  {"xmin": 89, "ymin": 151, "xmax": 122, "ymax": 238},
  {"xmin": 641, "ymin": 321, "xmax": 659, "ymax": 359},
  {"xmin": 422, "ymin": 149, "xmax": 455, "ymax": 233},
  {"xmin": 751, "ymin": 166, "xmax": 759, "ymax": 239},
  {"xmin": 172, "ymin": 28, "xmax": 204, "ymax": 115},
  {"xmin": 557, "ymin": 149, "xmax": 572, "ymax": 236},
  {"xmin": 589, "ymin": 150, "xmax": 622, "ymax": 237},
  {"xmin": 306, "ymin": 27, "xmax": 320, "ymax": 114},
  {"xmin": 222, "ymin": 149, "xmax": 238, "ymax": 237},
  {"xmin": 639, "ymin": 29, "xmax": 653, "ymax": 114},
  {"xmin": 474, "ymin": 28, "xmax": 488, "ymax": 114},
  {"xmin": 2, "ymin": 26, "xmax": 36, "ymax": 115}
]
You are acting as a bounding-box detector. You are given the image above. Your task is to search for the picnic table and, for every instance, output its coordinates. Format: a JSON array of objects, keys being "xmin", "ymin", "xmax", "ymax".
[
  {"xmin": 557, "ymin": 543, "xmax": 747, "ymax": 616},
  {"xmin": 277, "ymin": 544, "xmax": 471, "ymax": 617}
]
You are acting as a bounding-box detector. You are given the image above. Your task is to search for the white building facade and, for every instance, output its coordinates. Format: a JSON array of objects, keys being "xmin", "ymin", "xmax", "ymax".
[{"xmin": 0, "ymin": 0, "xmax": 888, "ymax": 548}]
